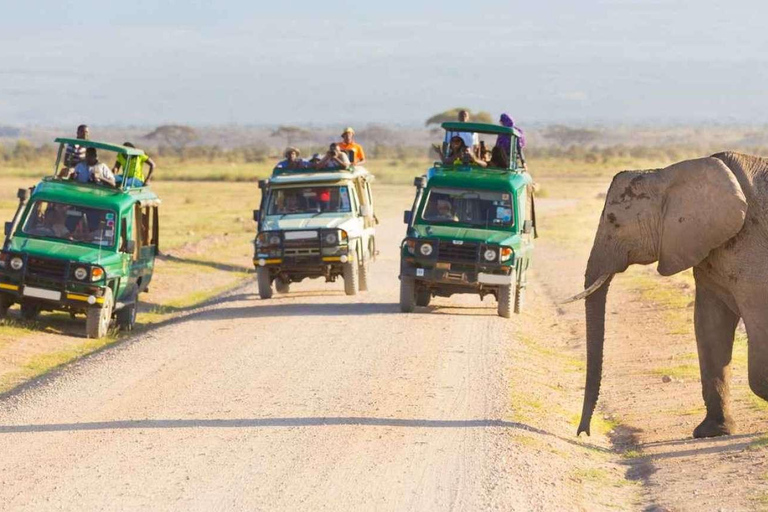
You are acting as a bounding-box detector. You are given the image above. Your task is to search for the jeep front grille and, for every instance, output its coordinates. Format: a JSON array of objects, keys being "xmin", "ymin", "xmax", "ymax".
[
  {"xmin": 437, "ymin": 241, "xmax": 478, "ymax": 264},
  {"xmin": 26, "ymin": 256, "xmax": 68, "ymax": 280},
  {"xmin": 283, "ymin": 238, "xmax": 319, "ymax": 249}
]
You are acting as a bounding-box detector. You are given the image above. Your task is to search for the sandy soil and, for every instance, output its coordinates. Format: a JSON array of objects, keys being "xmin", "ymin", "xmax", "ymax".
[{"xmin": 0, "ymin": 184, "xmax": 764, "ymax": 511}]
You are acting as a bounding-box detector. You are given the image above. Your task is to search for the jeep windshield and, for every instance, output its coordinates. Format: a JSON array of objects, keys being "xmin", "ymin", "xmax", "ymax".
[
  {"xmin": 267, "ymin": 186, "xmax": 352, "ymax": 215},
  {"xmin": 420, "ymin": 187, "xmax": 514, "ymax": 228},
  {"xmin": 21, "ymin": 200, "xmax": 117, "ymax": 247}
]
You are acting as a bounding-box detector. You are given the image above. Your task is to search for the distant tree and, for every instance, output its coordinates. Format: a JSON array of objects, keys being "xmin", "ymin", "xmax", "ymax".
[
  {"xmin": 143, "ymin": 125, "xmax": 199, "ymax": 150},
  {"xmin": 270, "ymin": 126, "xmax": 310, "ymax": 148},
  {"xmin": 541, "ymin": 125, "xmax": 601, "ymax": 146},
  {"xmin": 425, "ymin": 108, "xmax": 493, "ymax": 126}
]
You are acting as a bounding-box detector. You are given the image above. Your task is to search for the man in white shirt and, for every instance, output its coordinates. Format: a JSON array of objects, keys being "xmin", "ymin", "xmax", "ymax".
[
  {"xmin": 73, "ymin": 148, "xmax": 116, "ymax": 187},
  {"xmin": 447, "ymin": 110, "xmax": 478, "ymax": 151}
]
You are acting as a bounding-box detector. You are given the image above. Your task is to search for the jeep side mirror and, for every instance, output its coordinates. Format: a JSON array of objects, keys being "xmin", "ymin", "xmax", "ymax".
[
  {"xmin": 123, "ymin": 240, "xmax": 136, "ymax": 253},
  {"xmin": 403, "ymin": 210, "xmax": 412, "ymax": 224},
  {"xmin": 522, "ymin": 220, "xmax": 534, "ymax": 234},
  {"xmin": 413, "ymin": 177, "xmax": 427, "ymax": 189},
  {"xmin": 258, "ymin": 179, "xmax": 268, "ymax": 190},
  {"xmin": 253, "ymin": 210, "xmax": 261, "ymax": 222},
  {"xmin": 4, "ymin": 222, "xmax": 12, "ymax": 236},
  {"xmin": 17, "ymin": 188, "xmax": 30, "ymax": 201}
]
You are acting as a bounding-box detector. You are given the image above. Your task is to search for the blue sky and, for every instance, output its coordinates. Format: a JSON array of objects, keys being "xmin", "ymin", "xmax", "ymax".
[{"xmin": 2, "ymin": 0, "xmax": 768, "ymax": 126}]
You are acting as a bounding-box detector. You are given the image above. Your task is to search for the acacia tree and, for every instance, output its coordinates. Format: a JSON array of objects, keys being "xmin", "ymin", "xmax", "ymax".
[
  {"xmin": 425, "ymin": 108, "xmax": 493, "ymax": 126},
  {"xmin": 143, "ymin": 125, "xmax": 199, "ymax": 150}
]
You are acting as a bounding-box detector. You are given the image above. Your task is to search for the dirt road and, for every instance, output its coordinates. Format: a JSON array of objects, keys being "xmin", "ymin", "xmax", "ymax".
[{"xmin": 0, "ymin": 184, "xmax": 764, "ymax": 511}]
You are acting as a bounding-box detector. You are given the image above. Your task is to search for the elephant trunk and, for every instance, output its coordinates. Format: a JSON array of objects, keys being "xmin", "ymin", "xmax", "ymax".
[{"xmin": 577, "ymin": 271, "xmax": 614, "ymax": 436}]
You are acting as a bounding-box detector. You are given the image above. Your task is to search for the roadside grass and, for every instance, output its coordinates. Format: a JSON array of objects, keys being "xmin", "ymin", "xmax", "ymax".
[{"xmin": 0, "ymin": 330, "xmax": 118, "ymax": 393}]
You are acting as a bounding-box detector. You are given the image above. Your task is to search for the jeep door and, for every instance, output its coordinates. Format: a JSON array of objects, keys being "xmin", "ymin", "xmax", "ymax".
[{"xmin": 133, "ymin": 203, "xmax": 158, "ymax": 293}]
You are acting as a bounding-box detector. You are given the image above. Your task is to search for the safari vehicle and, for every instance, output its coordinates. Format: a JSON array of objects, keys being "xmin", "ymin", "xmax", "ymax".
[
  {"xmin": 399, "ymin": 122, "xmax": 536, "ymax": 318},
  {"xmin": 0, "ymin": 138, "xmax": 160, "ymax": 338},
  {"xmin": 252, "ymin": 165, "xmax": 376, "ymax": 298}
]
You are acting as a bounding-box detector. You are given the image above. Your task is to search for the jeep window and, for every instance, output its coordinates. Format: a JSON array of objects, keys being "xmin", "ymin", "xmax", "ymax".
[
  {"xmin": 22, "ymin": 201, "xmax": 117, "ymax": 247},
  {"xmin": 267, "ymin": 186, "xmax": 352, "ymax": 215},
  {"xmin": 421, "ymin": 187, "xmax": 514, "ymax": 228}
]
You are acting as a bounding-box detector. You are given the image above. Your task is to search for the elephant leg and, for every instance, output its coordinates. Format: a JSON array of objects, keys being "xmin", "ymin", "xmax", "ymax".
[
  {"xmin": 693, "ymin": 285, "xmax": 739, "ymax": 438},
  {"xmin": 745, "ymin": 312, "xmax": 768, "ymax": 403}
]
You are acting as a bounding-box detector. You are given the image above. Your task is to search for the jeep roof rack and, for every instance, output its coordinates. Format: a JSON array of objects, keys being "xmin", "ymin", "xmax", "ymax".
[
  {"xmin": 52, "ymin": 138, "xmax": 148, "ymax": 192},
  {"xmin": 269, "ymin": 165, "xmax": 373, "ymax": 185},
  {"xmin": 440, "ymin": 122, "xmax": 523, "ymax": 138}
]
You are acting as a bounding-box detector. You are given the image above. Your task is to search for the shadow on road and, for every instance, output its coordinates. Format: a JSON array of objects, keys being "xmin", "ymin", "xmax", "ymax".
[
  {"xmin": 150, "ymin": 301, "xmax": 401, "ymax": 330},
  {"xmin": 156, "ymin": 253, "xmax": 251, "ymax": 274},
  {"xmin": 0, "ymin": 416, "xmax": 610, "ymax": 452}
]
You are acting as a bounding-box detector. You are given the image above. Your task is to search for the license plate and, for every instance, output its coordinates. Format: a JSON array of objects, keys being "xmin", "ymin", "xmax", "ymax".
[
  {"xmin": 416, "ymin": 268, "xmax": 425, "ymax": 277},
  {"xmin": 284, "ymin": 231, "xmax": 316, "ymax": 240},
  {"xmin": 23, "ymin": 286, "xmax": 61, "ymax": 301}
]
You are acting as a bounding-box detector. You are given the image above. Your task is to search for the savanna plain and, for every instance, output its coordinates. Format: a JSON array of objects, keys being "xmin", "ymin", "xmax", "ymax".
[{"xmin": 0, "ymin": 149, "xmax": 766, "ymax": 511}]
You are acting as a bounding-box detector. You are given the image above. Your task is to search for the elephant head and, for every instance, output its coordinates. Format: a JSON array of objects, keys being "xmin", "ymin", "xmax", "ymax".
[{"xmin": 571, "ymin": 157, "xmax": 747, "ymax": 436}]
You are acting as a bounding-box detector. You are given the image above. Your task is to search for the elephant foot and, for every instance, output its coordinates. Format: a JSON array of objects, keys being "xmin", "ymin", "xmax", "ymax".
[{"xmin": 693, "ymin": 417, "xmax": 735, "ymax": 438}]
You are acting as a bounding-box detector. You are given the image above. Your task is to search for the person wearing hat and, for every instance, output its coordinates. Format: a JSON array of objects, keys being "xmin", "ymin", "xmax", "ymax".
[
  {"xmin": 338, "ymin": 127, "xmax": 366, "ymax": 166},
  {"xmin": 275, "ymin": 147, "xmax": 307, "ymax": 170}
]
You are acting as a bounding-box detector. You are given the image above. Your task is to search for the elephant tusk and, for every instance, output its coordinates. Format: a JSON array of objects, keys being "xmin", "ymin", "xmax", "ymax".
[{"xmin": 561, "ymin": 274, "xmax": 612, "ymax": 304}]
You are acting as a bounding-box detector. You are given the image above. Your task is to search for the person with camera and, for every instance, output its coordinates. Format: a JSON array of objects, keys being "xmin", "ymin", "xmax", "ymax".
[{"xmin": 316, "ymin": 143, "xmax": 351, "ymax": 170}]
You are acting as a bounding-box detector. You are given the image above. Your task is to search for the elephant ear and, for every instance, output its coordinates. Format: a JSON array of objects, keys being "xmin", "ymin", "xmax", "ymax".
[{"xmin": 658, "ymin": 157, "xmax": 747, "ymax": 276}]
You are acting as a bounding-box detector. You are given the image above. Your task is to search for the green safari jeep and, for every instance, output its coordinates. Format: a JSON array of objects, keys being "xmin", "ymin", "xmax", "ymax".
[
  {"xmin": 0, "ymin": 138, "xmax": 161, "ymax": 338},
  {"xmin": 399, "ymin": 122, "xmax": 536, "ymax": 318}
]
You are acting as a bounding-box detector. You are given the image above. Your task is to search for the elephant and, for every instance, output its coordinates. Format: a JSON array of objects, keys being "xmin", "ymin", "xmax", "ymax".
[{"xmin": 569, "ymin": 152, "xmax": 768, "ymax": 438}]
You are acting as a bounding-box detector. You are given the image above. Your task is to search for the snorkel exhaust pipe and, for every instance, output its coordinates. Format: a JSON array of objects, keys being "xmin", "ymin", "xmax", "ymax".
[{"xmin": 3, "ymin": 188, "xmax": 31, "ymax": 251}]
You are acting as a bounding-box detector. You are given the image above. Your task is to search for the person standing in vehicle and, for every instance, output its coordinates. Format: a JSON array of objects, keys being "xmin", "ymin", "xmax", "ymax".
[
  {"xmin": 113, "ymin": 142, "xmax": 156, "ymax": 187},
  {"xmin": 73, "ymin": 148, "xmax": 116, "ymax": 187},
  {"xmin": 275, "ymin": 147, "xmax": 307, "ymax": 170},
  {"xmin": 317, "ymin": 143, "xmax": 350, "ymax": 169},
  {"xmin": 495, "ymin": 113, "xmax": 527, "ymax": 169},
  {"xmin": 446, "ymin": 110, "xmax": 478, "ymax": 154},
  {"xmin": 338, "ymin": 127, "xmax": 366, "ymax": 166},
  {"xmin": 63, "ymin": 124, "xmax": 89, "ymax": 170}
]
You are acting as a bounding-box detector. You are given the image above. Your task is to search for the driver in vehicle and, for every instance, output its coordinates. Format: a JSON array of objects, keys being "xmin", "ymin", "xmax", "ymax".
[
  {"xmin": 279, "ymin": 194, "xmax": 301, "ymax": 213},
  {"xmin": 44, "ymin": 203, "xmax": 70, "ymax": 238},
  {"xmin": 435, "ymin": 199, "xmax": 459, "ymax": 222}
]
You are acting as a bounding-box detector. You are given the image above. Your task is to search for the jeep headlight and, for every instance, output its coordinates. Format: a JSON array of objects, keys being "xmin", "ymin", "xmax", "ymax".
[
  {"xmin": 91, "ymin": 267, "xmax": 105, "ymax": 281},
  {"xmin": 483, "ymin": 248, "xmax": 497, "ymax": 262},
  {"xmin": 257, "ymin": 233, "xmax": 281, "ymax": 247},
  {"xmin": 419, "ymin": 243, "xmax": 433, "ymax": 256},
  {"xmin": 9, "ymin": 257, "xmax": 23, "ymax": 271},
  {"xmin": 74, "ymin": 267, "xmax": 88, "ymax": 280},
  {"xmin": 324, "ymin": 232, "xmax": 338, "ymax": 245}
]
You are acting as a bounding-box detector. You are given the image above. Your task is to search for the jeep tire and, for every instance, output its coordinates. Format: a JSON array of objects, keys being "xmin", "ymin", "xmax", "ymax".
[
  {"xmin": 275, "ymin": 278, "xmax": 290, "ymax": 294},
  {"xmin": 415, "ymin": 288, "xmax": 431, "ymax": 307},
  {"xmin": 358, "ymin": 259, "xmax": 370, "ymax": 292},
  {"xmin": 257, "ymin": 267, "xmax": 273, "ymax": 299},
  {"xmin": 514, "ymin": 284, "xmax": 525, "ymax": 314},
  {"xmin": 400, "ymin": 276, "xmax": 416, "ymax": 313},
  {"xmin": 116, "ymin": 294, "xmax": 137, "ymax": 331},
  {"xmin": 20, "ymin": 302, "xmax": 41, "ymax": 321},
  {"xmin": 86, "ymin": 287, "xmax": 113, "ymax": 339},
  {"xmin": 343, "ymin": 261, "xmax": 358, "ymax": 296},
  {"xmin": 0, "ymin": 295, "xmax": 12, "ymax": 318},
  {"xmin": 497, "ymin": 284, "xmax": 512, "ymax": 319}
]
